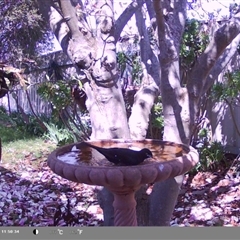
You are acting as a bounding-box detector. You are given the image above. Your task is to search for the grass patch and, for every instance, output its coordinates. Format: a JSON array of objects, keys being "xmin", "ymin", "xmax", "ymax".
[{"xmin": 1, "ymin": 138, "xmax": 56, "ymax": 169}]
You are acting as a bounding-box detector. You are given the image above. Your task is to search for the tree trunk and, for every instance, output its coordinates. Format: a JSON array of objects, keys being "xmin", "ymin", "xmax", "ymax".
[
  {"xmin": 149, "ymin": 176, "xmax": 183, "ymax": 226},
  {"xmin": 187, "ymin": 12, "xmax": 240, "ymax": 133},
  {"xmin": 129, "ymin": 0, "xmax": 160, "ymax": 139},
  {"xmin": 38, "ymin": 0, "xmax": 130, "ymax": 139},
  {"xmin": 151, "ymin": 0, "xmax": 188, "ymax": 226},
  {"xmin": 38, "ymin": 0, "xmax": 131, "ymax": 226}
]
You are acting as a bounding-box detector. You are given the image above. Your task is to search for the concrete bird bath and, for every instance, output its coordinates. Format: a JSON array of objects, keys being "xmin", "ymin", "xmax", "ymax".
[{"xmin": 47, "ymin": 139, "xmax": 199, "ymax": 226}]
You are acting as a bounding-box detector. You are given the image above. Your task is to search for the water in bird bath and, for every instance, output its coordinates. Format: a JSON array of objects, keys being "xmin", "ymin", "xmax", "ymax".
[{"xmin": 57, "ymin": 140, "xmax": 189, "ymax": 167}]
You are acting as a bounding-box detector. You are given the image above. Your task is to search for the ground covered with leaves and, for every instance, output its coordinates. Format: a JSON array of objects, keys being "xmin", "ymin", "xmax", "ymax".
[
  {"xmin": 0, "ymin": 140, "xmax": 239, "ymax": 226},
  {"xmin": 171, "ymin": 155, "xmax": 240, "ymax": 226}
]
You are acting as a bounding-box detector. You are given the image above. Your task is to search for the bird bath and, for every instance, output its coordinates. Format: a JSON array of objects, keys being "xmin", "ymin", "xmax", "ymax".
[{"xmin": 47, "ymin": 139, "xmax": 199, "ymax": 226}]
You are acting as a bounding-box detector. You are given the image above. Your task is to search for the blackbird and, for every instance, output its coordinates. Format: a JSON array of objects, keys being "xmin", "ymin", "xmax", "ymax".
[{"xmin": 80, "ymin": 142, "xmax": 153, "ymax": 165}]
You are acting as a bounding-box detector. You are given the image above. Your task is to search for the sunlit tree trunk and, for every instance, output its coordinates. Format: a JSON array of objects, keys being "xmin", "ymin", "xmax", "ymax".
[
  {"xmin": 39, "ymin": 0, "xmax": 130, "ymax": 140},
  {"xmin": 152, "ymin": 0, "xmax": 240, "ymax": 225}
]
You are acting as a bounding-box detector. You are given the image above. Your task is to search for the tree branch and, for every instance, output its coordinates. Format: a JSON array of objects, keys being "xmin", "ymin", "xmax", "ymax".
[
  {"xmin": 202, "ymin": 34, "xmax": 240, "ymax": 94},
  {"xmin": 59, "ymin": 0, "xmax": 81, "ymax": 38},
  {"xmin": 37, "ymin": 0, "xmax": 70, "ymax": 51},
  {"xmin": 153, "ymin": 0, "xmax": 165, "ymax": 40},
  {"xmin": 128, "ymin": 2, "xmax": 160, "ymax": 139},
  {"xmin": 188, "ymin": 12, "xmax": 240, "ymax": 101},
  {"xmin": 129, "ymin": 83, "xmax": 159, "ymax": 139},
  {"xmin": 115, "ymin": 0, "xmax": 144, "ymax": 42},
  {"xmin": 135, "ymin": 3, "xmax": 160, "ymax": 85},
  {"xmin": 187, "ymin": 13, "xmax": 240, "ymax": 138},
  {"xmin": 146, "ymin": 0, "xmax": 156, "ymax": 28}
]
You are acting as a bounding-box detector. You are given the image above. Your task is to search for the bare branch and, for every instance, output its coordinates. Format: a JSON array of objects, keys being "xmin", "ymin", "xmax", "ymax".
[
  {"xmin": 188, "ymin": 13, "xmax": 240, "ymax": 100},
  {"xmin": 135, "ymin": 4, "xmax": 160, "ymax": 85},
  {"xmin": 153, "ymin": 0, "xmax": 165, "ymax": 40},
  {"xmin": 37, "ymin": 0, "xmax": 70, "ymax": 51},
  {"xmin": 59, "ymin": 0, "xmax": 81, "ymax": 38},
  {"xmin": 115, "ymin": 0, "xmax": 144, "ymax": 42},
  {"xmin": 202, "ymin": 34, "xmax": 240, "ymax": 94},
  {"xmin": 146, "ymin": 0, "xmax": 156, "ymax": 30}
]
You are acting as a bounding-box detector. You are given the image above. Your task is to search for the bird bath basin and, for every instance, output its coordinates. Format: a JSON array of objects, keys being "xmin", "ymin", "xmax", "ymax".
[{"xmin": 47, "ymin": 139, "xmax": 199, "ymax": 226}]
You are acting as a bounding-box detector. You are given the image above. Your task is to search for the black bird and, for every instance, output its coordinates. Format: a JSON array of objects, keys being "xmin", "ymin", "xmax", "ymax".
[{"xmin": 80, "ymin": 142, "xmax": 153, "ymax": 166}]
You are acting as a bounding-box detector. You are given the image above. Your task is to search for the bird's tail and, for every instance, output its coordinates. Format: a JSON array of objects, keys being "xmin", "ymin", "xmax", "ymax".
[
  {"xmin": 79, "ymin": 141, "xmax": 91, "ymax": 148},
  {"xmin": 80, "ymin": 141, "xmax": 99, "ymax": 150}
]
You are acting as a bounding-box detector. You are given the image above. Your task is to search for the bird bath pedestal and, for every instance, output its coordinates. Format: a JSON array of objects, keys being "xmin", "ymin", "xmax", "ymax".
[{"xmin": 47, "ymin": 139, "xmax": 199, "ymax": 226}]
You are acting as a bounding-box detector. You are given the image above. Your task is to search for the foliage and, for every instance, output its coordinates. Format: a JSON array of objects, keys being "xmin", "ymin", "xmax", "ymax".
[
  {"xmin": 117, "ymin": 52, "xmax": 128, "ymax": 75},
  {"xmin": 37, "ymin": 78, "xmax": 73, "ymax": 116},
  {"xmin": 43, "ymin": 122, "xmax": 75, "ymax": 146},
  {"xmin": 151, "ymin": 97, "xmax": 164, "ymax": 129},
  {"xmin": 0, "ymin": 107, "xmax": 49, "ymax": 143},
  {"xmin": 0, "ymin": 106, "xmax": 14, "ymax": 125},
  {"xmin": 212, "ymin": 70, "xmax": 240, "ymax": 101},
  {"xmin": 10, "ymin": 111, "xmax": 48, "ymax": 137},
  {"xmin": 180, "ymin": 19, "xmax": 209, "ymax": 70},
  {"xmin": 131, "ymin": 56, "xmax": 143, "ymax": 84},
  {"xmin": 0, "ymin": 104, "xmax": 79, "ymax": 146},
  {"xmin": 147, "ymin": 97, "xmax": 164, "ymax": 139},
  {"xmin": 37, "ymin": 77, "xmax": 90, "ymax": 143},
  {"xmin": 117, "ymin": 51, "xmax": 143, "ymax": 85},
  {"xmin": 211, "ymin": 70, "xmax": 240, "ymax": 137},
  {"xmin": 0, "ymin": 103, "xmax": 85, "ymax": 146},
  {"xmin": 0, "ymin": 124, "xmax": 27, "ymax": 143},
  {"xmin": 0, "ymin": 0, "xmax": 49, "ymax": 63},
  {"xmin": 193, "ymin": 141, "xmax": 226, "ymax": 173}
]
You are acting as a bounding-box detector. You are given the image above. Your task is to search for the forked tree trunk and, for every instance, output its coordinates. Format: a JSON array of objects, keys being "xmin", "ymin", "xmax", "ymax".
[
  {"xmin": 152, "ymin": 0, "xmax": 240, "ymax": 226},
  {"xmin": 39, "ymin": 0, "xmax": 130, "ymax": 139},
  {"xmin": 39, "ymin": 0, "xmax": 240, "ymax": 226},
  {"xmin": 38, "ymin": 0, "xmax": 130, "ymax": 227}
]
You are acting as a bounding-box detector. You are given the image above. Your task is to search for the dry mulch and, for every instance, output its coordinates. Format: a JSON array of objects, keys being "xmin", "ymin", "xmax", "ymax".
[
  {"xmin": 0, "ymin": 153, "xmax": 239, "ymax": 226},
  {"xmin": 171, "ymin": 154, "xmax": 240, "ymax": 226},
  {"xmin": 0, "ymin": 159, "xmax": 103, "ymax": 226}
]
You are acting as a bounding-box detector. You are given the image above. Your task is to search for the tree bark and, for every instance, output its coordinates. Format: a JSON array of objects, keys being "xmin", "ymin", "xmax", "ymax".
[
  {"xmin": 115, "ymin": 0, "xmax": 144, "ymax": 42},
  {"xmin": 38, "ymin": 0, "xmax": 130, "ymax": 140},
  {"xmin": 202, "ymin": 34, "xmax": 240, "ymax": 94},
  {"xmin": 152, "ymin": 0, "xmax": 188, "ymax": 226},
  {"xmin": 187, "ymin": 12, "xmax": 240, "ymax": 134},
  {"xmin": 38, "ymin": 1, "xmax": 130, "ymax": 226},
  {"xmin": 129, "ymin": 4, "xmax": 160, "ymax": 140}
]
